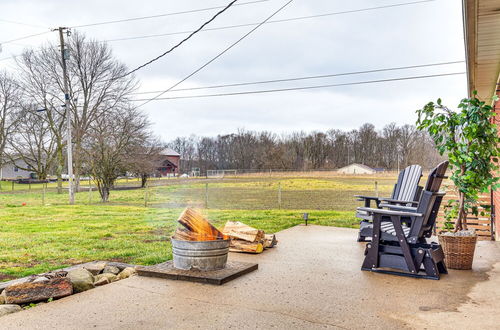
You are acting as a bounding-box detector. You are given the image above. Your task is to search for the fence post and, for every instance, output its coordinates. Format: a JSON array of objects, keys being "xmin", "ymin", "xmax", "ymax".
[
  {"xmin": 88, "ymin": 178, "xmax": 92, "ymax": 205},
  {"xmin": 29, "ymin": 182, "xmax": 31, "ymax": 191},
  {"xmin": 144, "ymin": 183, "xmax": 149, "ymax": 207},
  {"xmin": 278, "ymin": 182, "xmax": 282, "ymax": 209},
  {"xmin": 42, "ymin": 183, "xmax": 46, "ymax": 206},
  {"xmin": 205, "ymin": 183, "xmax": 209, "ymax": 209},
  {"xmin": 11, "ymin": 181, "xmax": 14, "ymax": 191},
  {"xmin": 375, "ymin": 181, "xmax": 378, "ymax": 197}
]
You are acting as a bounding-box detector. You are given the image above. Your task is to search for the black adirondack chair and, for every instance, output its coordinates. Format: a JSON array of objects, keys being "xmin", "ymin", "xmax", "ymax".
[
  {"xmin": 356, "ymin": 164, "xmax": 423, "ymax": 241},
  {"xmin": 358, "ymin": 161, "xmax": 449, "ymax": 280}
]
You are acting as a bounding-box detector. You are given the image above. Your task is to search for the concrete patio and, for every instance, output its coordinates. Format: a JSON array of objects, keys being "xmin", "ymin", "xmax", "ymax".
[{"xmin": 2, "ymin": 225, "xmax": 499, "ymax": 329}]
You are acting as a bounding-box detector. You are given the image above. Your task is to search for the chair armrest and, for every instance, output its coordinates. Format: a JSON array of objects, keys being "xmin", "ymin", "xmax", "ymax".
[
  {"xmin": 378, "ymin": 197, "xmax": 419, "ymax": 205},
  {"xmin": 354, "ymin": 195, "xmax": 380, "ymax": 201},
  {"xmin": 379, "ymin": 204, "xmax": 418, "ymax": 212},
  {"xmin": 357, "ymin": 207, "xmax": 423, "ymax": 218}
]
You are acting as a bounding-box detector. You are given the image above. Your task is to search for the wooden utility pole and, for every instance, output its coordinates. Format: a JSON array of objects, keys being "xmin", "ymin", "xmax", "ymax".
[{"xmin": 57, "ymin": 27, "xmax": 74, "ymax": 205}]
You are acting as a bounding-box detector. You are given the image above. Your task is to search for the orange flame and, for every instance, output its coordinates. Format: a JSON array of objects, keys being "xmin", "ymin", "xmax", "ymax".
[{"xmin": 176, "ymin": 208, "xmax": 228, "ymax": 241}]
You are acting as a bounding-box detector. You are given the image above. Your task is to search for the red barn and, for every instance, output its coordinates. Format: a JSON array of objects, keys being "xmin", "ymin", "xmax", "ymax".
[{"xmin": 156, "ymin": 148, "xmax": 181, "ymax": 177}]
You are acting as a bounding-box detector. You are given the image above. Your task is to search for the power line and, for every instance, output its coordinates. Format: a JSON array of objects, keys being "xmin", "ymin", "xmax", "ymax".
[
  {"xmin": 0, "ymin": 0, "xmax": 269, "ymax": 51},
  {"xmin": 0, "ymin": 18, "xmax": 47, "ymax": 29},
  {"xmin": 102, "ymin": 0, "xmax": 436, "ymax": 43},
  {"xmin": 131, "ymin": 60, "xmax": 465, "ymax": 95},
  {"xmin": 135, "ymin": 0, "xmax": 295, "ymax": 108},
  {"xmin": 70, "ymin": 0, "xmax": 270, "ymax": 28},
  {"xmin": 0, "ymin": 0, "xmax": 437, "ymax": 62},
  {"xmin": 119, "ymin": 0, "xmax": 238, "ymax": 79},
  {"xmin": 0, "ymin": 30, "xmax": 51, "ymax": 45},
  {"xmin": 0, "ymin": 53, "xmax": 22, "ymax": 62},
  {"xmin": 131, "ymin": 72, "xmax": 466, "ymax": 101}
]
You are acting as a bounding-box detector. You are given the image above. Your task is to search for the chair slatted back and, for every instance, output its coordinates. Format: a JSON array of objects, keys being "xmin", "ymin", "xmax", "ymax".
[
  {"xmin": 390, "ymin": 165, "xmax": 422, "ymax": 201},
  {"xmin": 424, "ymin": 161, "xmax": 448, "ymax": 192},
  {"xmin": 408, "ymin": 161, "xmax": 449, "ymax": 240}
]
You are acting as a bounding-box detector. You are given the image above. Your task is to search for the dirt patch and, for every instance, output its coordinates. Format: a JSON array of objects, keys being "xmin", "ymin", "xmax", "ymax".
[
  {"xmin": 148, "ymin": 228, "xmax": 170, "ymax": 236},
  {"xmin": 143, "ymin": 238, "xmax": 169, "ymax": 243}
]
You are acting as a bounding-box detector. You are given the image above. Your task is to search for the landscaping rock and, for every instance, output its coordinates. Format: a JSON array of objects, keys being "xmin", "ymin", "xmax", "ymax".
[
  {"xmin": 102, "ymin": 265, "xmax": 120, "ymax": 275},
  {"xmin": 0, "ymin": 278, "xmax": 30, "ymax": 294},
  {"xmin": 117, "ymin": 267, "xmax": 137, "ymax": 280},
  {"xmin": 0, "ymin": 294, "xmax": 5, "ymax": 304},
  {"xmin": 95, "ymin": 273, "xmax": 118, "ymax": 283},
  {"xmin": 67, "ymin": 268, "xmax": 94, "ymax": 293},
  {"xmin": 84, "ymin": 261, "xmax": 107, "ymax": 275},
  {"xmin": 0, "ymin": 304, "xmax": 22, "ymax": 317},
  {"xmin": 3, "ymin": 278, "xmax": 72, "ymax": 304},
  {"xmin": 32, "ymin": 277, "xmax": 50, "ymax": 283},
  {"xmin": 94, "ymin": 277, "xmax": 109, "ymax": 287}
]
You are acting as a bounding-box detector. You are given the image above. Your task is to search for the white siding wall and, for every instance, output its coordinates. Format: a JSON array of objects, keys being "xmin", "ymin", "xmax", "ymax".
[
  {"xmin": 0, "ymin": 160, "xmax": 35, "ymax": 179},
  {"xmin": 337, "ymin": 164, "xmax": 375, "ymax": 174}
]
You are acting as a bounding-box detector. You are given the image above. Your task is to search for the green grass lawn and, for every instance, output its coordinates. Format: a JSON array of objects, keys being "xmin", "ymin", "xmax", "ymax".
[{"xmin": 0, "ymin": 174, "xmax": 394, "ymax": 280}]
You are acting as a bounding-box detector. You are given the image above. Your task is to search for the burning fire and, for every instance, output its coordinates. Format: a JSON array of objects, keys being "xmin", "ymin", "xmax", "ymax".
[{"xmin": 173, "ymin": 208, "xmax": 228, "ymax": 241}]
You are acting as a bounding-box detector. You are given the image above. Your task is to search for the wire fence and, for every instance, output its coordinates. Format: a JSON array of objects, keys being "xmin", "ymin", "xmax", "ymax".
[{"xmin": 0, "ymin": 174, "xmax": 396, "ymax": 211}]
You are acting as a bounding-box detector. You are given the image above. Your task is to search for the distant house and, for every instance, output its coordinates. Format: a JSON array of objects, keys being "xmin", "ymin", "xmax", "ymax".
[
  {"xmin": 337, "ymin": 163, "xmax": 377, "ymax": 175},
  {"xmin": 156, "ymin": 148, "xmax": 180, "ymax": 177},
  {"xmin": 0, "ymin": 159, "xmax": 36, "ymax": 180}
]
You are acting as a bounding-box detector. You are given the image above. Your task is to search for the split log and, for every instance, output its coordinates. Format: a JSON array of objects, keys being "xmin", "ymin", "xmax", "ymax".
[
  {"xmin": 229, "ymin": 239, "xmax": 264, "ymax": 254},
  {"xmin": 3, "ymin": 278, "xmax": 73, "ymax": 304},
  {"xmin": 172, "ymin": 228, "xmax": 220, "ymax": 241},
  {"xmin": 177, "ymin": 208, "xmax": 226, "ymax": 240},
  {"xmin": 263, "ymin": 234, "xmax": 277, "ymax": 248},
  {"xmin": 222, "ymin": 221, "xmax": 265, "ymax": 242}
]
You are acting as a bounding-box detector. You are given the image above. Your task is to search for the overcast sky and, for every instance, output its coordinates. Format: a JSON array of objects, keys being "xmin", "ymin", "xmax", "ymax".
[{"xmin": 0, "ymin": 0, "xmax": 466, "ymax": 141}]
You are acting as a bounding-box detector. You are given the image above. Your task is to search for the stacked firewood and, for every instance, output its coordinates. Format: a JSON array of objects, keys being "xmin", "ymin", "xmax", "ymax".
[{"xmin": 222, "ymin": 221, "xmax": 277, "ymax": 254}]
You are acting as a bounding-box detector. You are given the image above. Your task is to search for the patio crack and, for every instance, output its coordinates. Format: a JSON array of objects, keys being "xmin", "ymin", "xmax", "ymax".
[
  {"xmin": 184, "ymin": 296, "xmax": 349, "ymax": 329},
  {"xmin": 117, "ymin": 282, "xmax": 347, "ymax": 328}
]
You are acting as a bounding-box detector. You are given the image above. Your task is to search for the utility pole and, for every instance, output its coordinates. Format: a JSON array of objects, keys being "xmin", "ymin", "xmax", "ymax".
[{"xmin": 57, "ymin": 27, "xmax": 74, "ymax": 204}]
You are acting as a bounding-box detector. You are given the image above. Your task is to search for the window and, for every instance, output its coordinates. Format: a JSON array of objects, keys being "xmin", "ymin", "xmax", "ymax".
[{"xmin": 13, "ymin": 166, "xmax": 18, "ymax": 172}]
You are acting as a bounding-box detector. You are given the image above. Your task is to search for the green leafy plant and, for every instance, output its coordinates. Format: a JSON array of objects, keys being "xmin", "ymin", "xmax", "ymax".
[
  {"xmin": 23, "ymin": 303, "xmax": 37, "ymax": 310},
  {"xmin": 416, "ymin": 92, "xmax": 500, "ymax": 232}
]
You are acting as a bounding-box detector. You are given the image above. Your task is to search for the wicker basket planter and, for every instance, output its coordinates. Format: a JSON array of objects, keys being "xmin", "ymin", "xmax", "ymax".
[{"xmin": 438, "ymin": 234, "xmax": 477, "ymax": 270}]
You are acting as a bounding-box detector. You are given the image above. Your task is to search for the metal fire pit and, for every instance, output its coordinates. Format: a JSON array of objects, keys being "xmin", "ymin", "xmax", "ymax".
[{"xmin": 171, "ymin": 238, "xmax": 230, "ymax": 271}]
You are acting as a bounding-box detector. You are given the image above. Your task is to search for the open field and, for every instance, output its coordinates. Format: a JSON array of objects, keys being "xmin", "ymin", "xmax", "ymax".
[{"xmin": 0, "ymin": 173, "xmax": 396, "ymax": 280}]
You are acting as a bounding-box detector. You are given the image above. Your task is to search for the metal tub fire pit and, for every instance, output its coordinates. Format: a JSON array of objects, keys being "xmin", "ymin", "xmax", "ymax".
[{"xmin": 171, "ymin": 238, "xmax": 230, "ymax": 271}]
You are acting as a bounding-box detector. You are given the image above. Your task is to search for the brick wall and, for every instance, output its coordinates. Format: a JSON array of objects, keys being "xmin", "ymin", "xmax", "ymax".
[{"xmin": 493, "ymin": 84, "xmax": 500, "ymax": 240}]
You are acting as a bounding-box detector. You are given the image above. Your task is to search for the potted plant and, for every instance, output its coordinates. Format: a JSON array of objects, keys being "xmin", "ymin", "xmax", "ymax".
[{"xmin": 416, "ymin": 92, "xmax": 500, "ymax": 269}]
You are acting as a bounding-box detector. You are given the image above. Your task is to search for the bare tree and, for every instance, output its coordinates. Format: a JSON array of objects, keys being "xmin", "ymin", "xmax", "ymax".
[
  {"xmin": 7, "ymin": 105, "xmax": 57, "ymax": 179},
  {"xmin": 380, "ymin": 123, "xmax": 401, "ymax": 169},
  {"xmin": 168, "ymin": 136, "xmax": 196, "ymax": 174},
  {"xmin": 83, "ymin": 106, "xmax": 149, "ymax": 202},
  {"xmin": 304, "ymin": 132, "xmax": 330, "ymax": 169},
  {"xmin": 17, "ymin": 32, "xmax": 137, "ymax": 192},
  {"xmin": 16, "ymin": 49, "xmax": 67, "ymax": 192},
  {"xmin": 128, "ymin": 136, "xmax": 165, "ymax": 188},
  {"xmin": 398, "ymin": 124, "xmax": 417, "ymax": 169},
  {"xmin": 0, "ymin": 71, "xmax": 21, "ymax": 175},
  {"xmin": 67, "ymin": 33, "xmax": 138, "ymax": 190}
]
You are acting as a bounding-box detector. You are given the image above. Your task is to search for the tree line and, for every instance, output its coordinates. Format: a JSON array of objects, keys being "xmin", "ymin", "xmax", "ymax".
[
  {"xmin": 0, "ymin": 32, "xmax": 161, "ymax": 202},
  {"xmin": 168, "ymin": 124, "xmax": 444, "ymax": 175}
]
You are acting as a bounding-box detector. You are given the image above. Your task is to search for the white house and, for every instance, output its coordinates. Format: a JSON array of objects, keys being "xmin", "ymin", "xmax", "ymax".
[
  {"xmin": 0, "ymin": 159, "xmax": 35, "ymax": 180},
  {"xmin": 337, "ymin": 163, "xmax": 377, "ymax": 175}
]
